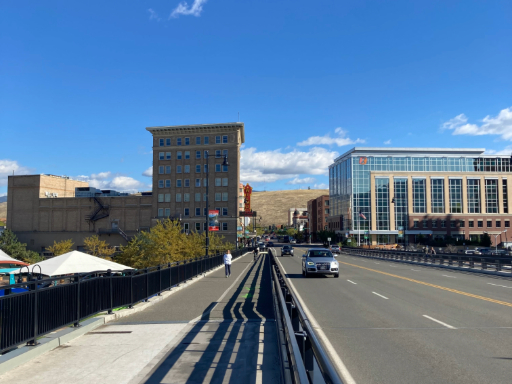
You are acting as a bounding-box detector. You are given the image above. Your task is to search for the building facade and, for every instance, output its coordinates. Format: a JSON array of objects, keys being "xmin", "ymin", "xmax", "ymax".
[
  {"xmin": 147, "ymin": 123, "xmax": 245, "ymax": 245},
  {"xmin": 328, "ymin": 147, "xmax": 512, "ymax": 246},
  {"xmin": 307, "ymin": 195, "xmax": 329, "ymax": 240}
]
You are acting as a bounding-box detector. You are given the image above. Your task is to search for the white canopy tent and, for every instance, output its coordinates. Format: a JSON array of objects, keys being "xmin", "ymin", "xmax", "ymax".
[
  {"xmin": 9, "ymin": 250, "xmax": 133, "ymax": 277},
  {"xmin": 0, "ymin": 249, "xmax": 19, "ymax": 262}
]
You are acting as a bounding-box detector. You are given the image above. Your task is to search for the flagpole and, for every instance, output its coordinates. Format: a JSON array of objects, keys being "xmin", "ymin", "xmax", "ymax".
[{"xmin": 358, "ymin": 214, "xmax": 360, "ymax": 247}]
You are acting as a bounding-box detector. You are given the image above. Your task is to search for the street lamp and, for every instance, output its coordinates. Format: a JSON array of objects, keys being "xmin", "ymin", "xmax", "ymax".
[{"xmin": 205, "ymin": 152, "xmax": 229, "ymax": 258}]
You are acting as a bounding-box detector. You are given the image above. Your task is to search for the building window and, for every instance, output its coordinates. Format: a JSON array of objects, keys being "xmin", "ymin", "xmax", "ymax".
[
  {"xmin": 215, "ymin": 164, "xmax": 221, "ymax": 172},
  {"xmin": 184, "ymin": 223, "xmax": 189, "ymax": 232},
  {"xmin": 325, "ymin": 208, "xmax": 329, "ymax": 214},
  {"xmin": 222, "ymin": 222, "xmax": 228, "ymax": 231},
  {"xmin": 195, "ymin": 193, "xmax": 201, "ymax": 202},
  {"xmin": 184, "ymin": 193, "xmax": 190, "ymax": 202},
  {"xmin": 204, "ymin": 178, "xmax": 208, "ymax": 187},
  {"xmin": 422, "ymin": 219, "xmax": 428, "ymax": 228},
  {"xmin": 215, "ymin": 150, "xmax": 221, "ymax": 158},
  {"xmin": 413, "ymin": 220, "xmax": 419, "ymax": 228},
  {"xmin": 196, "ymin": 151, "xmax": 201, "ymax": 159},
  {"xmin": 487, "ymin": 220, "xmax": 492, "ymax": 228},
  {"xmin": 184, "ymin": 208, "xmax": 190, "ymax": 216},
  {"xmin": 431, "ymin": 179, "xmax": 445, "ymax": 213},
  {"xmin": 165, "ymin": 166, "xmax": 171, "ymax": 174},
  {"xmin": 204, "ymin": 137, "xmax": 209, "ymax": 144},
  {"xmin": 159, "ymin": 166, "xmax": 164, "ymax": 174},
  {"xmin": 222, "ymin": 207, "xmax": 228, "ymax": 216},
  {"xmin": 222, "ymin": 135, "xmax": 228, "ymax": 144},
  {"xmin": 204, "ymin": 164, "xmax": 208, "ymax": 173},
  {"xmin": 176, "ymin": 193, "xmax": 182, "ymax": 202},
  {"xmin": 158, "ymin": 194, "xmax": 164, "ymax": 202},
  {"xmin": 485, "ymin": 179, "xmax": 499, "ymax": 213},
  {"xmin": 222, "ymin": 178, "xmax": 228, "ymax": 186},
  {"xmin": 185, "ymin": 151, "xmax": 190, "ymax": 159},
  {"xmin": 503, "ymin": 179, "xmax": 508, "ymax": 213},
  {"xmin": 196, "ymin": 137, "xmax": 201, "ymax": 145},
  {"xmin": 166, "ymin": 138, "xmax": 171, "ymax": 146},
  {"xmin": 459, "ymin": 220, "xmax": 465, "ymax": 227},
  {"xmin": 412, "ymin": 179, "xmax": 426, "ymax": 213},
  {"xmin": 177, "ymin": 165, "xmax": 182, "ymax": 173},
  {"xmin": 184, "ymin": 165, "xmax": 190, "ymax": 173},
  {"xmin": 467, "ymin": 179, "xmax": 481, "ymax": 213},
  {"xmin": 196, "ymin": 208, "xmax": 201, "ymax": 216},
  {"xmin": 441, "ymin": 220, "xmax": 446, "ymax": 228},
  {"xmin": 222, "ymin": 192, "xmax": 228, "ymax": 201},
  {"xmin": 496, "ymin": 220, "xmax": 501, "ymax": 228},
  {"xmin": 215, "ymin": 193, "xmax": 221, "ymax": 201},
  {"xmin": 393, "ymin": 178, "xmax": 408, "ymax": 231},
  {"xmin": 196, "ymin": 165, "xmax": 201, "ymax": 173},
  {"xmin": 223, "ymin": 149, "xmax": 228, "ymax": 157},
  {"xmin": 195, "ymin": 222, "xmax": 201, "ymax": 230},
  {"xmin": 165, "ymin": 193, "xmax": 171, "ymax": 202},
  {"xmin": 159, "ymin": 139, "xmax": 164, "ymax": 147},
  {"xmin": 215, "ymin": 136, "xmax": 221, "ymax": 144},
  {"xmin": 222, "ymin": 165, "xmax": 228, "ymax": 172},
  {"xmin": 478, "ymin": 220, "xmax": 483, "ymax": 228},
  {"xmin": 184, "ymin": 179, "xmax": 190, "ymax": 187},
  {"xmin": 215, "ymin": 178, "xmax": 221, "ymax": 186},
  {"xmin": 158, "ymin": 180, "xmax": 164, "ymax": 188},
  {"xmin": 450, "ymin": 220, "xmax": 456, "ymax": 228},
  {"xmin": 185, "ymin": 137, "xmax": 190, "ymax": 146},
  {"xmin": 177, "ymin": 138, "xmax": 182, "ymax": 146},
  {"xmin": 505, "ymin": 220, "xmax": 510, "ymax": 228},
  {"xmin": 158, "ymin": 208, "xmax": 163, "ymax": 216},
  {"xmin": 449, "ymin": 179, "xmax": 462, "ymax": 213},
  {"xmin": 376, "ymin": 178, "xmax": 390, "ymax": 230},
  {"xmin": 203, "ymin": 193, "xmax": 207, "ymax": 201},
  {"xmin": 177, "ymin": 151, "xmax": 182, "ymax": 160},
  {"xmin": 159, "ymin": 152, "xmax": 164, "ymax": 160},
  {"xmin": 176, "ymin": 179, "xmax": 182, "ymax": 187},
  {"xmin": 165, "ymin": 208, "xmax": 170, "ymax": 217},
  {"xmin": 196, "ymin": 179, "xmax": 201, "ymax": 187},
  {"xmin": 469, "ymin": 220, "xmax": 474, "ymax": 228},
  {"xmin": 166, "ymin": 152, "xmax": 171, "ymax": 160},
  {"xmin": 432, "ymin": 219, "xmax": 438, "ymax": 228}
]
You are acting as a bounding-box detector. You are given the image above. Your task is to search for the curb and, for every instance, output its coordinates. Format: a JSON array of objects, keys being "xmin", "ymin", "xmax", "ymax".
[
  {"xmin": 0, "ymin": 252, "xmax": 251, "ymax": 376},
  {"xmin": 343, "ymin": 253, "xmax": 512, "ymax": 278}
]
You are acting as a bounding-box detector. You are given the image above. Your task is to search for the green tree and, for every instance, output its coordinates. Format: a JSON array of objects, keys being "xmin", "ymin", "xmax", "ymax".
[
  {"xmin": 83, "ymin": 235, "xmax": 115, "ymax": 258},
  {"xmin": 47, "ymin": 239, "xmax": 74, "ymax": 256},
  {"xmin": 0, "ymin": 229, "xmax": 44, "ymax": 264},
  {"xmin": 480, "ymin": 233, "xmax": 492, "ymax": 247}
]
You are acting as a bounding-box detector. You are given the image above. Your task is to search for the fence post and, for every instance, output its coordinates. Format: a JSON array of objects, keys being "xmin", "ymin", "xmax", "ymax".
[
  {"xmin": 145, "ymin": 268, "xmax": 149, "ymax": 301},
  {"xmin": 107, "ymin": 269, "xmax": 113, "ymax": 315},
  {"xmin": 158, "ymin": 265, "xmax": 162, "ymax": 295},
  {"xmin": 28, "ymin": 281, "xmax": 38, "ymax": 346},
  {"xmin": 75, "ymin": 274, "xmax": 81, "ymax": 327},
  {"xmin": 129, "ymin": 270, "xmax": 134, "ymax": 308},
  {"xmin": 168, "ymin": 263, "xmax": 172, "ymax": 290}
]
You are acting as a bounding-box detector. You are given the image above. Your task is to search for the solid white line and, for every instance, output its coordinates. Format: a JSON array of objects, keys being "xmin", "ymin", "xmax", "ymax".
[
  {"xmin": 372, "ymin": 292, "xmax": 389, "ymax": 300},
  {"xmin": 275, "ymin": 257, "xmax": 357, "ymax": 384},
  {"xmin": 422, "ymin": 315, "xmax": 456, "ymax": 329},
  {"xmin": 347, "ymin": 280, "xmax": 357, "ymax": 285},
  {"xmin": 442, "ymin": 275, "xmax": 456, "ymax": 278},
  {"xmin": 488, "ymin": 283, "xmax": 512, "ymax": 289}
]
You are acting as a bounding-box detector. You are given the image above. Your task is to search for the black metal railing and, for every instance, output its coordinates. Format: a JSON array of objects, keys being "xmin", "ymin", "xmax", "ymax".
[
  {"xmin": 342, "ymin": 247, "xmax": 512, "ymax": 273},
  {"xmin": 0, "ymin": 248, "xmax": 248, "ymax": 354},
  {"xmin": 271, "ymin": 255, "xmax": 343, "ymax": 384}
]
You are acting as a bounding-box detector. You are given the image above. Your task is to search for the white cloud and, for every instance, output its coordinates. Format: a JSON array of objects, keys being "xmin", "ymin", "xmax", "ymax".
[
  {"xmin": 77, "ymin": 172, "xmax": 147, "ymax": 194},
  {"xmin": 0, "ymin": 159, "xmax": 33, "ymax": 187},
  {"xmin": 297, "ymin": 127, "xmax": 364, "ymax": 147},
  {"xmin": 312, "ymin": 183, "xmax": 329, "ymax": 189},
  {"xmin": 485, "ymin": 146, "xmax": 512, "ymax": 155},
  {"xmin": 90, "ymin": 171, "xmax": 112, "ymax": 180},
  {"xmin": 148, "ymin": 8, "xmax": 161, "ymax": 21},
  {"xmin": 240, "ymin": 147, "xmax": 337, "ymax": 183},
  {"xmin": 286, "ymin": 177, "xmax": 316, "ymax": 185},
  {"xmin": 170, "ymin": 0, "xmax": 207, "ymax": 18},
  {"xmin": 142, "ymin": 166, "xmax": 153, "ymax": 177},
  {"xmin": 384, "ymin": 139, "xmax": 391, "ymax": 145},
  {"xmin": 442, "ymin": 107, "xmax": 512, "ymax": 141}
]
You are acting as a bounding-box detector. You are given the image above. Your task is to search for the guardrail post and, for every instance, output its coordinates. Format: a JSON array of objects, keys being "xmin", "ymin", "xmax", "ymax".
[
  {"xmin": 496, "ymin": 260, "xmax": 501, "ymax": 272},
  {"xmin": 481, "ymin": 258, "xmax": 487, "ymax": 270},
  {"xmin": 469, "ymin": 258, "xmax": 474, "ymax": 268},
  {"xmin": 458, "ymin": 257, "xmax": 463, "ymax": 267},
  {"xmin": 448, "ymin": 256, "xmax": 453, "ymax": 266},
  {"xmin": 107, "ymin": 269, "xmax": 113, "ymax": 314}
]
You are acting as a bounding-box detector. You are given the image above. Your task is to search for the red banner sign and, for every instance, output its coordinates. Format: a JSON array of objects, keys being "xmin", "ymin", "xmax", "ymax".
[
  {"xmin": 243, "ymin": 184, "xmax": 253, "ymax": 213},
  {"xmin": 208, "ymin": 210, "xmax": 219, "ymax": 231}
]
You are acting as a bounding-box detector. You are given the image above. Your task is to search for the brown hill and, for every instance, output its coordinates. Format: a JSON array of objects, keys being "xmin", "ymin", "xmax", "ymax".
[
  {"xmin": 0, "ymin": 202, "xmax": 6, "ymax": 224},
  {"xmin": 251, "ymin": 189, "xmax": 328, "ymax": 227}
]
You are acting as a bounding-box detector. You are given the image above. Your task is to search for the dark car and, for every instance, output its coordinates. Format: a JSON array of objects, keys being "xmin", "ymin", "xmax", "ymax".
[
  {"xmin": 281, "ymin": 245, "xmax": 294, "ymax": 256},
  {"xmin": 267, "ymin": 241, "xmax": 274, "ymax": 247}
]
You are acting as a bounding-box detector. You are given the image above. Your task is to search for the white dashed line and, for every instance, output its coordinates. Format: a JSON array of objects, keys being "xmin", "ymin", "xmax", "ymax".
[
  {"xmin": 347, "ymin": 280, "xmax": 357, "ymax": 284},
  {"xmin": 442, "ymin": 275, "xmax": 456, "ymax": 278},
  {"xmin": 423, "ymin": 315, "xmax": 456, "ymax": 329},
  {"xmin": 411, "ymin": 269, "xmax": 420, "ymax": 271},
  {"xmin": 372, "ymin": 292, "xmax": 389, "ymax": 300},
  {"xmin": 374, "ymin": 262, "xmax": 380, "ymax": 264},
  {"xmin": 488, "ymin": 283, "xmax": 512, "ymax": 289}
]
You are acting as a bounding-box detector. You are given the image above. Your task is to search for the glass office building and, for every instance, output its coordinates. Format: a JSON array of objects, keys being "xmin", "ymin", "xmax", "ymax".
[{"xmin": 328, "ymin": 148, "xmax": 512, "ymax": 245}]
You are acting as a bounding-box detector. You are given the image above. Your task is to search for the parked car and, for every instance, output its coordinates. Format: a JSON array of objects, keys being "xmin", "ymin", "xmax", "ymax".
[
  {"xmin": 329, "ymin": 245, "xmax": 341, "ymax": 254},
  {"xmin": 302, "ymin": 249, "xmax": 339, "ymax": 278},
  {"xmin": 464, "ymin": 250, "xmax": 482, "ymax": 255},
  {"xmin": 281, "ymin": 245, "xmax": 294, "ymax": 256}
]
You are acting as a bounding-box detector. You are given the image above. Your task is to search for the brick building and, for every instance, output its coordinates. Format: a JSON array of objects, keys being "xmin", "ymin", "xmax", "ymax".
[{"xmin": 306, "ymin": 195, "xmax": 329, "ymax": 240}]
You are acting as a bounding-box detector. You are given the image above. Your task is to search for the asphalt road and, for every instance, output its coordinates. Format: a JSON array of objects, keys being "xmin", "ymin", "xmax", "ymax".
[{"xmin": 271, "ymin": 243, "xmax": 512, "ymax": 384}]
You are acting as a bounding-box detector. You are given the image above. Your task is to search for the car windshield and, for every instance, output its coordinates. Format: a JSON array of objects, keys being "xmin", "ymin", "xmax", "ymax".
[
  {"xmin": 308, "ymin": 250, "xmax": 333, "ymax": 258},
  {"xmin": 283, "ymin": 246, "xmax": 291, "ymax": 249}
]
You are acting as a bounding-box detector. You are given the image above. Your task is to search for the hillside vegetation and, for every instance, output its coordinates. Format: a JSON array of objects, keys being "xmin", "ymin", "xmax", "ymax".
[
  {"xmin": 251, "ymin": 189, "xmax": 328, "ymax": 227},
  {"xmin": 0, "ymin": 202, "xmax": 6, "ymax": 221}
]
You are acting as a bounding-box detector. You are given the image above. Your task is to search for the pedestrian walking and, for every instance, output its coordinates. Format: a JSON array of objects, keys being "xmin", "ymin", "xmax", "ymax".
[
  {"xmin": 224, "ymin": 250, "xmax": 232, "ymax": 277},
  {"xmin": 253, "ymin": 246, "xmax": 259, "ymax": 261}
]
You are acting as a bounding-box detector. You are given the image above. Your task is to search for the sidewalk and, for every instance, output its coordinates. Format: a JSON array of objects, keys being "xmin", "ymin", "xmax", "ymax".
[{"xmin": 0, "ymin": 253, "xmax": 281, "ymax": 384}]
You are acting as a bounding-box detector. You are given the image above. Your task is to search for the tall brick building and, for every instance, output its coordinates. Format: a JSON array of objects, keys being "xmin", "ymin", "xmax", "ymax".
[{"xmin": 307, "ymin": 195, "xmax": 329, "ymax": 240}]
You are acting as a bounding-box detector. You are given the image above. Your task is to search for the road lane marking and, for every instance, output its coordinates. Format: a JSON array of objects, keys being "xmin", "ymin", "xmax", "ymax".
[
  {"xmin": 374, "ymin": 262, "xmax": 380, "ymax": 264},
  {"xmin": 488, "ymin": 283, "xmax": 512, "ymax": 289},
  {"xmin": 372, "ymin": 292, "xmax": 389, "ymax": 300},
  {"xmin": 347, "ymin": 280, "xmax": 357, "ymax": 284},
  {"xmin": 275, "ymin": 257, "xmax": 357, "ymax": 384},
  {"xmin": 442, "ymin": 275, "xmax": 456, "ymax": 278},
  {"xmin": 422, "ymin": 315, "xmax": 456, "ymax": 329},
  {"xmin": 339, "ymin": 261, "xmax": 512, "ymax": 308},
  {"xmin": 411, "ymin": 269, "xmax": 420, "ymax": 271}
]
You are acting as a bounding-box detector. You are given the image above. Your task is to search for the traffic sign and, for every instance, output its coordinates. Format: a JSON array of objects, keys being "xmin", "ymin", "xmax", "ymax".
[{"xmin": 327, "ymin": 237, "xmax": 331, "ymax": 241}]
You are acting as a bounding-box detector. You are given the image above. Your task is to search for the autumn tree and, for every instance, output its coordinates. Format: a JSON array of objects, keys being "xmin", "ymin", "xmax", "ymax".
[
  {"xmin": 47, "ymin": 239, "xmax": 74, "ymax": 256},
  {"xmin": 0, "ymin": 229, "xmax": 44, "ymax": 264},
  {"xmin": 83, "ymin": 235, "xmax": 116, "ymax": 258}
]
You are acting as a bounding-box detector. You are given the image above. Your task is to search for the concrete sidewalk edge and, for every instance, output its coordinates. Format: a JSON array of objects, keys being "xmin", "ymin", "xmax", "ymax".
[{"xmin": 0, "ymin": 252, "xmax": 251, "ymax": 376}]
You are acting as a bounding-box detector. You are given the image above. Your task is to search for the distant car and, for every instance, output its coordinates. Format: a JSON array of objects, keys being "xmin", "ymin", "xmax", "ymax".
[
  {"xmin": 257, "ymin": 242, "xmax": 266, "ymax": 249},
  {"xmin": 302, "ymin": 248, "xmax": 339, "ymax": 278},
  {"xmin": 464, "ymin": 250, "xmax": 481, "ymax": 255},
  {"xmin": 281, "ymin": 245, "xmax": 294, "ymax": 256},
  {"xmin": 267, "ymin": 241, "xmax": 274, "ymax": 247},
  {"xmin": 290, "ymin": 239, "xmax": 297, "ymax": 244},
  {"xmin": 329, "ymin": 245, "xmax": 341, "ymax": 254}
]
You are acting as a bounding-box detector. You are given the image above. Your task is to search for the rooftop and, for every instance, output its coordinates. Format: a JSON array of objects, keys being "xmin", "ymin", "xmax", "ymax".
[{"xmin": 146, "ymin": 122, "xmax": 245, "ymax": 143}]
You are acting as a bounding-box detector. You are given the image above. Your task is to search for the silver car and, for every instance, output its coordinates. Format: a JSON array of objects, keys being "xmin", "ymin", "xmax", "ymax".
[{"xmin": 302, "ymin": 248, "xmax": 339, "ymax": 278}]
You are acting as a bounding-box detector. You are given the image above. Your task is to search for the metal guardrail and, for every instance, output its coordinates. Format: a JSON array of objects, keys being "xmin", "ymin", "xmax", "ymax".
[
  {"xmin": 342, "ymin": 247, "xmax": 512, "ymax": 273},
  {"xmin": 271, "ymin": 254, "xmax": 343, "ymax": 384},
  {"xmin": 0, "ymin": 248, "xmax": 248, "ymax": 354}
]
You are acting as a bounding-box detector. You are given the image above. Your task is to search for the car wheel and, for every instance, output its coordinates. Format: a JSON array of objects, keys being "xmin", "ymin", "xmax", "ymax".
[
  {"xmin": 302, "ymin": 268, "xmax": 305, "ymax": 276},
  {"xmin": 334, "ymin": 274, "xmax": 339, "ymax": 278},
  {"xmin": 304, "ymin": 269, "xmax": 309, "ymax": 278}
]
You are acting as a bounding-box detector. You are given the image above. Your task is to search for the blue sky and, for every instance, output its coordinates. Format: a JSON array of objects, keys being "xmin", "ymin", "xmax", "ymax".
[{"xmin": 1, "ymin": 0, "xmax": 511, "ymax": 196}]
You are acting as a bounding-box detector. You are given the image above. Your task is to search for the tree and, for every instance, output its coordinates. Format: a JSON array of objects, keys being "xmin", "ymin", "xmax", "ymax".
[
  {"xmin": 480, "ymin": 233, "xmax": 492, "ymax": 247},
  {"xmin": 0, "ymin": 229, "xmax": 44, "ymax": 264},
  {"xmin": 83, "ymin": 235, "xmax": 115, "ymax": 258},
  {"xmin": 47, "ymin": 239, "xmax": 74, "ymax": 256}
]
